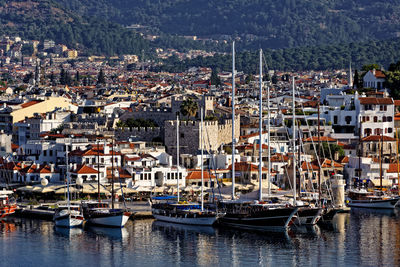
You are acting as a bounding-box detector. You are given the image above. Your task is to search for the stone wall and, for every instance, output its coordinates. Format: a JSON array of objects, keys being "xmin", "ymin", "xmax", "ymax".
[
  {"xmin": 115, "ymin": 127, "xmax": 162, "ymax": 142},
  {"xmin": 164, "ymin": 115, "xmax": 240, "ymax": 163}
]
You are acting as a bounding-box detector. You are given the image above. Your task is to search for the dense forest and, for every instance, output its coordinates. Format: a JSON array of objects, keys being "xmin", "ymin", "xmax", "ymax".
[
  {"xmin": 57, "ymin": 0, "xmax": 400, "ymax": 49},
  {"xmin": 0, "ymin": 0, "xmax": 150, "ymax": 56},
  {"xmin": 154, "ymin": 38, "xmax": 400, "ymax": 73}
]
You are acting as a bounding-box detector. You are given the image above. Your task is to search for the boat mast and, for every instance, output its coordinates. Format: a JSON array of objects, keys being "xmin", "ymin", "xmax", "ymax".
[
  {"xmin": 231, "ymin": 41, "xmax": 236, "ymax": 200},
  {"xmin": 318, "ymin": 102, "xmax": 321, "ymax": 204},
  {"xmin": 397, "ymin": 128, "xmax": 400, "ymax": 196},
  {"xmin": 97, "ymin": 139, "xmax": 100, "ymax": 202},
  {"xmin": 66, "ymin": 140, "xmax": 70, "ymax": 212},
  {"xmin": 176, "ymin": 113, "xmax": 180, "ymax": 202},
  {"xmin": 200, "ymin": 107, "xmax": 204, "ymax": 211},
  {"xmin": 380, "ymin": 132, "xmax": 383, "ymax": 190},
  {"xmin": 111, "ymin": 138, "xmax": 115, "ymax": 209},
  {"xmin": 258, "ymin": 49, "xmax": 263, "ymax": 201},
  {"xmin": 292, "ymin": 77, "xmax": 296, "ymax": 204}
]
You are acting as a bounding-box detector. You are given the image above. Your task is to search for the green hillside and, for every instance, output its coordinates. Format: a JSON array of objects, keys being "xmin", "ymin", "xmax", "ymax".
[{"xmin": 57, "ymin": 0, "xmax": 400, "ymax": 49}]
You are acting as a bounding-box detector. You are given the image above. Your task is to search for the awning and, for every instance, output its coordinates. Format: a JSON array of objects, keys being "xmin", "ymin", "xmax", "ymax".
[{"xmin": 370, "ymin": 179, "xmax": 392, "ymax": 187}]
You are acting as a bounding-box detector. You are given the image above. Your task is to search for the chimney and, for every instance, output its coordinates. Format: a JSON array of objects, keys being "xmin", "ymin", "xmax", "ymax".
[
  {"xmin": 50, "ymin": 164, "xmax": 54, "ymax": 173},
  {"xmin": 373, "ymin": 69, "xmax": 376, "ymax": 76}
]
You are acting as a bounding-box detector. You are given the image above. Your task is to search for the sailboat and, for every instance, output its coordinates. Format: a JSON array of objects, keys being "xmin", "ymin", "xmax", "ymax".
[
  {"xmin": 82, "ymin": 139, "xmax": 131, "ymax": 227},
  {"xmin": 292, "ymin": 96, "xmax": 322, "ymax": 226},
  {"xmin": 218, "ymin": 47, "xmax": 298, "ymax": 231},
  {"xmin": 151, "ymin": 108, "xmax": 219, "ymax": 226},
  {"xmin": 347, "ymin": 132, "xmax": 399, "ymax": 209},
  {"xmin": 54, "ymin": 141, "xmax": 84, "ymax": 228}
]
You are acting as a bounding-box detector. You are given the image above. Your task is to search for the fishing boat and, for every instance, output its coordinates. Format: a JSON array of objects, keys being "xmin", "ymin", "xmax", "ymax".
[
  {"xmin": 0, "ymin": 190, "xmax": 17, "ymax": 219},
  {"xmin": 54, "ymin": 140, "xmax": 84, "ymax": 228},
  {"xmin": 150, "ymin": 108, "xmax": 219, "ymax": 226},
  {"xmin": 82, "ymin": 139, "xmax": 130, "ymax": 228}
]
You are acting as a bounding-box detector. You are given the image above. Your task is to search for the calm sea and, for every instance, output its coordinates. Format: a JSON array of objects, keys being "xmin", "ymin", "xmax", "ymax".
[{"xmin": 1, "ymin": 209, "xmax": 400, "ymax": 267}]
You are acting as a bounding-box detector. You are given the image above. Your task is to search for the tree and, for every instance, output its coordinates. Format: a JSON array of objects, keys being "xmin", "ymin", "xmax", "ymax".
[
  {"xmin": 361, "ymin": 64, "xmax": 380, "ymax": 72},
  {"xmin": 97, "ymin": 69, "xmax": 106, "ymax": 84},
  {"xmin": 76, "ymin": 71, "xmax": 80, "ymax": 83},
  {"xmin": 59, "ymin": 68, "xmax": 65, "ymax": 85},
  {"xmin": 386, "ymin": 71, "xmax": 400, "ymax": 99},
  {"xmin": 210, "ymin": 68, "xmax": 221, "ymax": 87},
  {"xmin": 180, "ymin": 98, "xmax": 198, "ymax": 119}
]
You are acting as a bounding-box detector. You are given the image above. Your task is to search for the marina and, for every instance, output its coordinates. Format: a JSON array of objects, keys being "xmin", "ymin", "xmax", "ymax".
[{"xmin": 1, "ymin": 210, "xmax": 400, "ymax": 267}]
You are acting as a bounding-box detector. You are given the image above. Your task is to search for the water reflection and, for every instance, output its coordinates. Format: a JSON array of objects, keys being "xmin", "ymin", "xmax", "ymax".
[
  {"xmin": 86, "ymin": 225, "xmax": 129, "ymax": 240},
  {"xmin": 54, "ymin": 226, "xmax": 83, "ymax": 238},
  {"xmin": 152, "ymin": 220, "xmax": 216, "ymax": 235},
  {"xmin": 1, "ymin": 212, "xmax": 400, "ymax": 266}
]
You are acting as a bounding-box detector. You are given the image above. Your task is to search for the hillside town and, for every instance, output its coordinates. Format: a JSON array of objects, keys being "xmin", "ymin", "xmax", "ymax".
[{"xmin": 0, "ymin": 35, "xmax": 397, "ymax": 203}]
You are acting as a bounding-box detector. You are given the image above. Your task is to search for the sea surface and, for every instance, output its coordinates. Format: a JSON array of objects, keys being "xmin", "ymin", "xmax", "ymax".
[{"xmin": 1, "ymin": 209, "xmax": 400, "ymax": 267}]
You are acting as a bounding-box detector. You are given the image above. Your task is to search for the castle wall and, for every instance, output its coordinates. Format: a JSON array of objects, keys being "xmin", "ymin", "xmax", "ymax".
[{"xmin": 164, "ymin": 115, "xmax": 240, "ymax": 163}]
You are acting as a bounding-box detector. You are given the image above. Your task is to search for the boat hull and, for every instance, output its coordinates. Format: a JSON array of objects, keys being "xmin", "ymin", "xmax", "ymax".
[
  {"xmin": 294, "ymin": 207, "xmax": 322, "ymax": 225},
  {"xmin": 219, "ymin": 207, "xmax": 298, "ymax": 232},
  {"xmin": 153, "ymin": 213, "xmax": 218, "ymax": 226},
  {"xmin": 87, "ymin": 213, "xmax": 130, "ymax": 228},
  {"xmin": 347, "ymin": 198, "xmax": 399, "ymax": 209},
  {"xmin": 54, "ymin": 215, "xmax": 84, "ymax": 228},
  {"xmin": 0, "ymin": 204, "xmax": 17, "ymax": 219}
]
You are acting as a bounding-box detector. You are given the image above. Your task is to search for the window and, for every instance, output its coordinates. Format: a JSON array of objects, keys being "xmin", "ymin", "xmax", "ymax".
[
  {"xmin": 380, "ymin": 105, "xmax": 383, "ymax": 111},
  {"xmin": 374, "ymin": 116, "xmax": 378, "ymax": 122},
  {"xmin": 345, "ymin": 116, "xmax": 351, "ymax": 124},
  {"xmin": 49, "ymin": 150, "xmax": 53, "ymax": 156},
  {"xmin": 140, "ymin": 174, "xmax": 143, "ymax": 180},
  {"xmin": 384, "ymin": 105, "xmax": 387, "ymax": 111},
  {"xmin": 333, "ymin": 116, "xmax": 338, "ymax": 125},
  {"xmin": 167, "ymin": 173, "xmax": 170, "ymax": 180},
  {"xmin": 388, "ymin": 128, "xmax": 393, "ymax": 133},
  {"xmin": 388, "ymin": 117, "xmax": 393, "ymax": 122},
  {"xmin": 180, "ymin": 133, "xmax": 184, "ymax": 138},
  {"xmin": 383, "ymin": 116, "xmax": 387, "ymax": 122},
  {"xmin": 43, "ymin": 150, "xmax": 47, "ymax": 156}
]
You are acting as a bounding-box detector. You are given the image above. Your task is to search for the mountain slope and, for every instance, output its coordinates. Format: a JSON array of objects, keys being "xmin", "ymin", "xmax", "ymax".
[
  {"xmin": 57, "ymin": 0, "xmax": 400, "ymax": 49},
  {"xmin": 0, "ymin": 0, "xmax": 149, "ymax": 55}
]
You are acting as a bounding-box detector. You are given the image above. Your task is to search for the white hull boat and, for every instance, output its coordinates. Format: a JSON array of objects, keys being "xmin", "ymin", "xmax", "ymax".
[
  {"xmin": 54, "ymin": 209, "xmax": 84, "ymax": 228},
  {"xmin": 347, "ymin": 198, "xmax": 399, "ymax": 209},
  {"xmin": 152, "ymin": 212, "xmax": 218, "ymax": 226}
]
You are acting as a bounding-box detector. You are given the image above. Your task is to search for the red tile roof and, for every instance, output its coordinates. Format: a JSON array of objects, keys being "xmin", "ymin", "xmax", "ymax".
[
  {"xmin": 359, "ymin": 97, "xmax": 393, "ymax": 105},
  {"xmin": 186, "ymin": 170, "xmax": 215, "ymax": 180},
  {"xmin": 362, "ymin": 135, "xmax": 396, "ymax": 142},
  {"xmin": 21, "ymin": 100, "xmax": 42, "ymax": 108},
  {"xmin": 303, "ymin": 136, "xmax": 337, "ymax": 142}
]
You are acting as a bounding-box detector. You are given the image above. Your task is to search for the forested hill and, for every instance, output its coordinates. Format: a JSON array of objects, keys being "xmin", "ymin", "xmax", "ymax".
[
  {"xmin": 154, "ymin": 38, "xmax": 400, "ymax": 73},
  {"xmin": 0, "ymin": 0, "xmax": 149, "ymax": 55},
  {"xmin": 57, "ymin": 0, "xmax": 400, "ymax": 49}
]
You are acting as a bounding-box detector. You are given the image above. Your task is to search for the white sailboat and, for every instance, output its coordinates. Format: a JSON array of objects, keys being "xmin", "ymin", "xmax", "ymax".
[
  {"xmin": 54, "ymin": 140, "xmax": 84, "ymax": 228},
  {"xmin": 82, "ymin": 139, "xmax": 131, "ymax": 228}
]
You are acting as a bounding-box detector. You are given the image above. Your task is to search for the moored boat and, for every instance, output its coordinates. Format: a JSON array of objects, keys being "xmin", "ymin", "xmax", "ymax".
[
  {"xmin": 82, "ymin": 201, "xmax": 131, "ymax": 228},
  {"xmin": 218, "ymin": 201, "xmax": 298, "ymax": 231},
  {"xmin": 346, "ymin": 189, "xmax": 399, "ymax": 209},
  {"xmin": 54, "ymin": 205, "xmax": 84, "ymax": 228},
  {"xmin": 0, "ymin": 190, "xmax": 17, "ymax": 219}
]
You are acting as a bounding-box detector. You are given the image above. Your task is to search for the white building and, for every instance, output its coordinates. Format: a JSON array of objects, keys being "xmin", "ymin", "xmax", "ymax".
[{"xmin": 363, "ymin": 69, "xmax": 386, "ymax": 89}]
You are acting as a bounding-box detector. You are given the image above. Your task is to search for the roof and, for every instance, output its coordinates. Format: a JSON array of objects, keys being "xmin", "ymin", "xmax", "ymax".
[
  {"xmin": 359, "ymin": 97, "xmax": 393, "ymax": 105},
  {"xmin": 362, "ymin": 135, "xmax": 396, "ymax": 142},
  {"xmin": 370, "ymin": 69, "xmax": 386, "ymax": 78},
  {"xmin": 21, "ymin": 100, "xmax": 42, "ymax": 108},
  {"xmin": 72, "ymin": 165, "xmax": 99, "ymax": 174},
  {"xmin": 186, "ymin": 170, "xmax": 215, "ymax": 180},
  {"xmin": 228, "ymin": 162, "xmax": 268, "ymax": 172}
]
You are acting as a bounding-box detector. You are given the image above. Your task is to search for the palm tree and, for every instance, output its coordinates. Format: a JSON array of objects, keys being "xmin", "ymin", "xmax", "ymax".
[{"xmin": 180, "ymin": 98, "xmax": 198, "ymax": 119}]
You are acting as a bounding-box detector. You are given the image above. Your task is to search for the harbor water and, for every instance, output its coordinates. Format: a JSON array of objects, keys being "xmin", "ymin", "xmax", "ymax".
[{"xmin": 1, "ymin": 209, "xmax": 400, "ymax": 267}]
